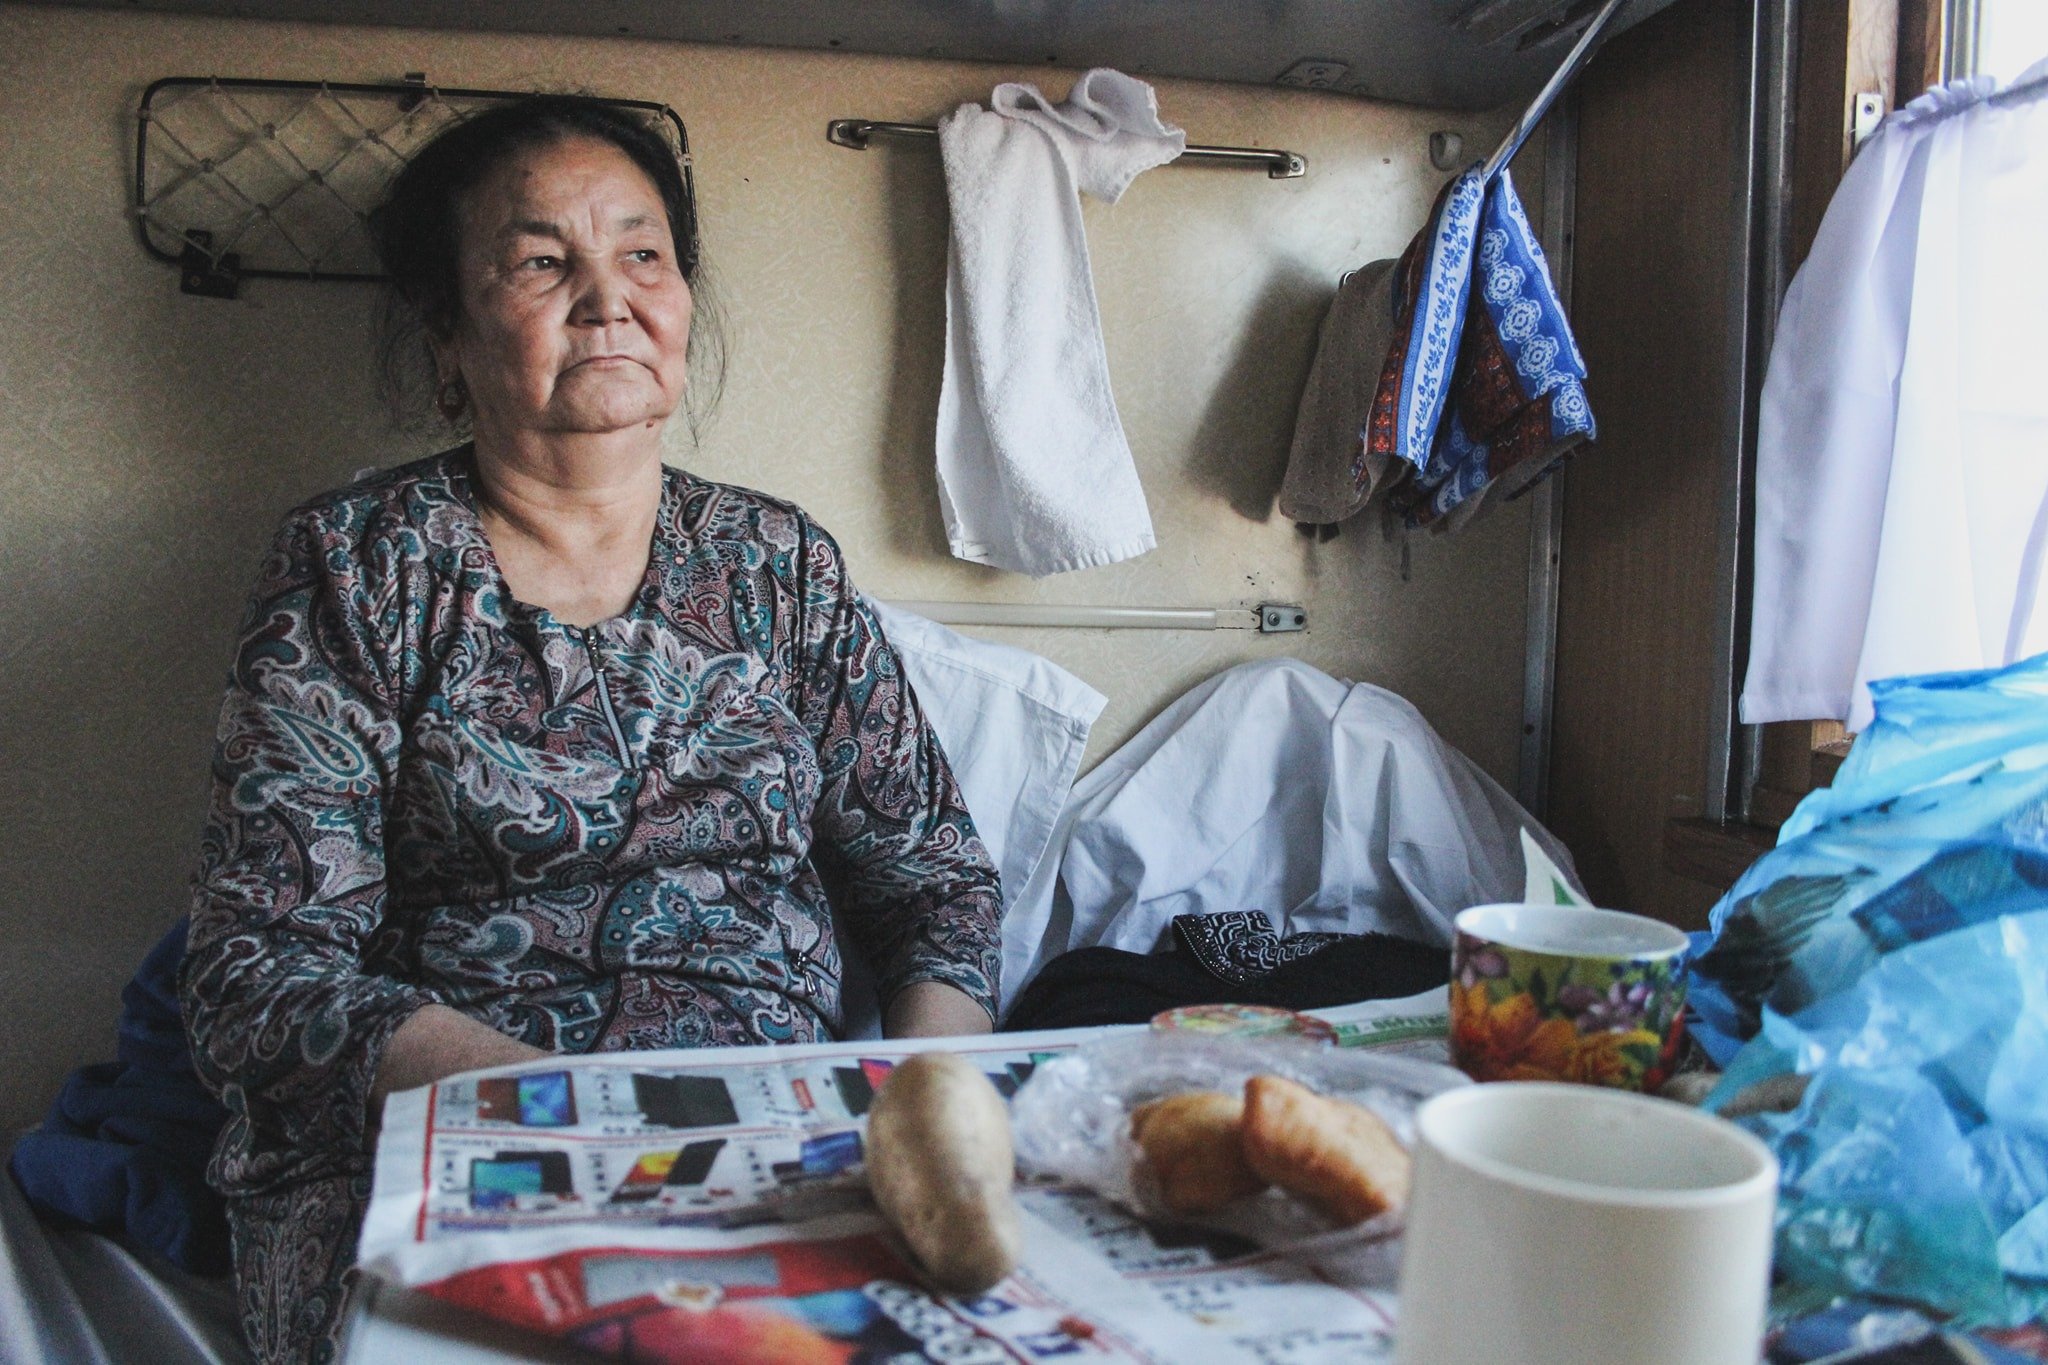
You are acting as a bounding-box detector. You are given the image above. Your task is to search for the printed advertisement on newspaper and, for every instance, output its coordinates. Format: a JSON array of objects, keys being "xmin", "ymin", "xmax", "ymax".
[{"xmin": 358, "ymin": 989, "xmax": 1450, "ymax": 1364}]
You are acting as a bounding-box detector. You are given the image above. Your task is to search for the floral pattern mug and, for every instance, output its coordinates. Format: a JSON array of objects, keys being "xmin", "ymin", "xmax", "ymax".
[{"xmin": 1449, "ymin": 903, "xmax": 1690, "ymax": 1091}]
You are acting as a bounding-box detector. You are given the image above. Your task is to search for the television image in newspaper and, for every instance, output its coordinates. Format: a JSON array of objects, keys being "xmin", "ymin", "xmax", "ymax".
[{"xmin": 472, "ymin": 1069, "xmax": 578, "ymax": 1127}]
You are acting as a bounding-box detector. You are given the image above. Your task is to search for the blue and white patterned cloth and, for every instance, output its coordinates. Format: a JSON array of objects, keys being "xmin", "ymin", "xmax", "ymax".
[
  {"xmin": 1365, "ymin": 167, "xmax": 1596, "ymax": 528},
  {"xmin": 1415, "ymin": 171, "xmax": 1594, "ymax": 522},
  {"xmin": 1388, "ymin": 167, "xmax": 1487, "ymax": 474}
]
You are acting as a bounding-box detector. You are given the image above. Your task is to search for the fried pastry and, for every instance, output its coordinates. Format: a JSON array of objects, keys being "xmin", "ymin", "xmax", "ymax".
[
  {"xmin": 1239, "ymin": 1074, "xmax": 1411, "ymax": 1225},
  {"xmin": 1130, "ymin": 1089, "xmax": 1268, "ymax": 1215}
]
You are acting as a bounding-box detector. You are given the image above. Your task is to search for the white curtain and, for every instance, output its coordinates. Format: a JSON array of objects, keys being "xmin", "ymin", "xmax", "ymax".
[{"xmin": 1742, "ymin": 62, "xmax": 2048, "ymax": 730}]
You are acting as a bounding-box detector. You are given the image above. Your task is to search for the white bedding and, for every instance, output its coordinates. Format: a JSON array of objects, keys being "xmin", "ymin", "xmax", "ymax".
[
  {"xmin": 1002, "ymin": 658, "xmax": 1579, "ymax": 1007},
  {"xmin": 0, "ymin": 1144, "xmax": 246, "ymax": 1365}
]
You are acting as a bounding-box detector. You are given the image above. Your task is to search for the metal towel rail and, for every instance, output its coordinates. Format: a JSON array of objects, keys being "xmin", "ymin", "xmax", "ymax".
[
  {"xmin": 827, "ymin": 118, "xmax": 1306, "ymax": 178},
  {"xmin": 831, "ymin": 0, "xmax": 1630, "ymax": 190},
  {"xmin": 888, "ymin": 601, "xmax": 1308, "ymax": 633}
]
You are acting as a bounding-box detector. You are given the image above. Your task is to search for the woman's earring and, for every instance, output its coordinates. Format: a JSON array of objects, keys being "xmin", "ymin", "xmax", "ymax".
[{"xmin": 436, "ymin": 377, "xmax": 467, "ymax": 422}]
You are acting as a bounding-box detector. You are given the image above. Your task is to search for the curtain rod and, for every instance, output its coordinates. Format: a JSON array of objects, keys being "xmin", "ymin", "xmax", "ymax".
[
  {"xmin": 1899, "ymin": 65, "xmax": 2048, "ymax": 124},
  {"xmin": 826, "ymin": 119, "xmax": 1307, "ymax": 178},
  {"xmin": 1483, "ymin": 0, "xmax": 1631, "ymax": 180}
]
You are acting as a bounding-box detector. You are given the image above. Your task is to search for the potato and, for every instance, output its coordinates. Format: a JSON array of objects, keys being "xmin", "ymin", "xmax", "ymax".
[{"xmin": 864, "ymin": 1051, "xmax": 1021, "ymax": 1295}]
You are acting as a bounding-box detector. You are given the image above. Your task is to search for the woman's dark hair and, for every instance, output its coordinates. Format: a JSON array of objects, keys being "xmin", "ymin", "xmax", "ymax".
[{"xmin": 370, "ymin": 94, "xmax": 725, "ymax": 436}]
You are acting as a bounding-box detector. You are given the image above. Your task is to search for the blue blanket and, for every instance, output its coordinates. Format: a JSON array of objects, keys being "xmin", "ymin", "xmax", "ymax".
[{"xmin": 7, "ymin": 918, "xmax": 230, "ymax": 1275}]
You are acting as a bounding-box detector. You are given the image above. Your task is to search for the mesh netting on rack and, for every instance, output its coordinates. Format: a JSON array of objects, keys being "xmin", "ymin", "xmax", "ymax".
[{"xmin": 134, "ymin": 78, "xmax": 695, "ymax": 290}]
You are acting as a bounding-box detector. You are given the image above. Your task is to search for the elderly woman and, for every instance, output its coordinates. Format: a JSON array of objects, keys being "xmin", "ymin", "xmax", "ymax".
[{"xmin": 180, "ymin": 96, "xmax": 1002, "ymax": 1362}]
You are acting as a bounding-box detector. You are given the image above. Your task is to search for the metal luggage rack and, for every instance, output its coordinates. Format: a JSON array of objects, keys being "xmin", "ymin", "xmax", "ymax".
[{"xmin": 133, "ymin": 76, "xmax": 697, "ymax": 298}]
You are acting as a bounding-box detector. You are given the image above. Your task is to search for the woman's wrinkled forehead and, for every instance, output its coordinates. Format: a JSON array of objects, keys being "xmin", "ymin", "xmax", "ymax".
[{"xmin": 452, "ymin": 134, "xmax": 672, "ymax": 258}]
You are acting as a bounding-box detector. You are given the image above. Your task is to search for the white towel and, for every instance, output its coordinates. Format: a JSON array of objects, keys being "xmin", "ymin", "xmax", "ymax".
[{"xmin": 935, "ymin": 69, "xmax": 1184, "ymax": 577}]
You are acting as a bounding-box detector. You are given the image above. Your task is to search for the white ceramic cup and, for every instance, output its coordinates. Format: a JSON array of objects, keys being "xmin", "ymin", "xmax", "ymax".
[{"xmin": 1394, "ymin": 1083, "xmax": 1778, "ymax": 1365}]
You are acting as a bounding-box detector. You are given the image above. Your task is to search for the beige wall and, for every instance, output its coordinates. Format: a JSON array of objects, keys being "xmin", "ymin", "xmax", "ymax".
[{"xmin": 0, "ymin": 3, "xmax": 1529, "ymax": 1128}]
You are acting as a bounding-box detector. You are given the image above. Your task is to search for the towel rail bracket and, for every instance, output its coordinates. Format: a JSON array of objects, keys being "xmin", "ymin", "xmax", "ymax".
[
  {"xmin": 1259, "ymin": 604, "xmax": 1309, "ymax": 634},
  {"xmin": 827, "ymin": 118, "xmax": 1307, "ymax": 178}
]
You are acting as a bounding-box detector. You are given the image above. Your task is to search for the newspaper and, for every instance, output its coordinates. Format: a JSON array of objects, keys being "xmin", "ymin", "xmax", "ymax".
[{"xmin": 359, "ymin": 989, "xmax": 1450, "ymax": 1363}]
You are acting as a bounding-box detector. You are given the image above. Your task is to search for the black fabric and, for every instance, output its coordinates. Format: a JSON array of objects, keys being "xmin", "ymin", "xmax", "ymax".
[
  {"xmin": 1172, "ymin": 910, "xmax": 1350, "ymax": 984},
  {"xmin": 1001, "ymin": 918, "xmax": 1449, "ymax": 1033}
]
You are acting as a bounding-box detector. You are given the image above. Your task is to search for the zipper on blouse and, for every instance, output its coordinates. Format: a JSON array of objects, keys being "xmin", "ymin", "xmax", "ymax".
[{"xmin": 582, "ymin": 633, "xmax": 632, "ymax": 765}]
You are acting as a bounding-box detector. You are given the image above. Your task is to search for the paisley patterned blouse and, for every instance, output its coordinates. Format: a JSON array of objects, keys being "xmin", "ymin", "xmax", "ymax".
[{"xmin": 181, "ymin": 449, "xmax": 1002, "ymax": 1198}]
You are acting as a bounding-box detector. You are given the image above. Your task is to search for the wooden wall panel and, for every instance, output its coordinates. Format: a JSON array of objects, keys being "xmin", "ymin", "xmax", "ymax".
[
  {"xmin": 1546, "ymin": 0, "xmax": 1755, "ymax": 930},
  {"xmin": 1896, "ymin": 0, "xmax": 1946, "ymax": 98},
  {"xmin": 1791, "ymin": 0, "xmax": 1852, "ymax": 265},
  {"xmin": 1758, "ymin": 0, "xmax": 1895, "ymax": 832},
  {"xmin": 1791, "ymin": 0, "xmax": 1901, "ymax": 268}
]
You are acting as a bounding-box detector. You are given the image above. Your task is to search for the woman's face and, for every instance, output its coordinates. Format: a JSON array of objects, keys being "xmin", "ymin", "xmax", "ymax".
[{"xmin": 438, "ymin": 135, "xmax": 693, "ymax": 442}]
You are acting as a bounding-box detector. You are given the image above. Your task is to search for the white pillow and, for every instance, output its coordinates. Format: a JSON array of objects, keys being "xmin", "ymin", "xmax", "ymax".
[{"xmin": 837, "ymin": 599, "xmax": 1105, "ymax": 1036}]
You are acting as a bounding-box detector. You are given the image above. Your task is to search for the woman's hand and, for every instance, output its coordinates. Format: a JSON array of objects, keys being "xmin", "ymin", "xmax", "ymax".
[
  {"xmin": 884, "ymin": 981, "xmax": 996, "ymax": 1039},
  {"xmin": 369, "ymin": 1004, "xmax": 551, "ymax": 1129}
]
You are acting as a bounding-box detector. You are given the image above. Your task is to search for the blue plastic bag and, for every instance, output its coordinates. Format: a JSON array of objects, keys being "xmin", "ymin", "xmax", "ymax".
[
  {"xmin": 1691, "ymin": 654, "xmax": 2048, "ymax": 1328},
  {"xmin": 1709, "ymin": 911, "xmax": 2048, "ymax": 1325},
  {"xmin": 1695, "ymin": 655, "xmax": 2048, "ymax": 1045}
]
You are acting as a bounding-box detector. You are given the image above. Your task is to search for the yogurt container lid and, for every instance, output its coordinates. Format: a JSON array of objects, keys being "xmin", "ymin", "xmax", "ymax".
[{"xmin": 1149, "ymin": 1003, "xmax": 1337, "ymax": 1045}]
